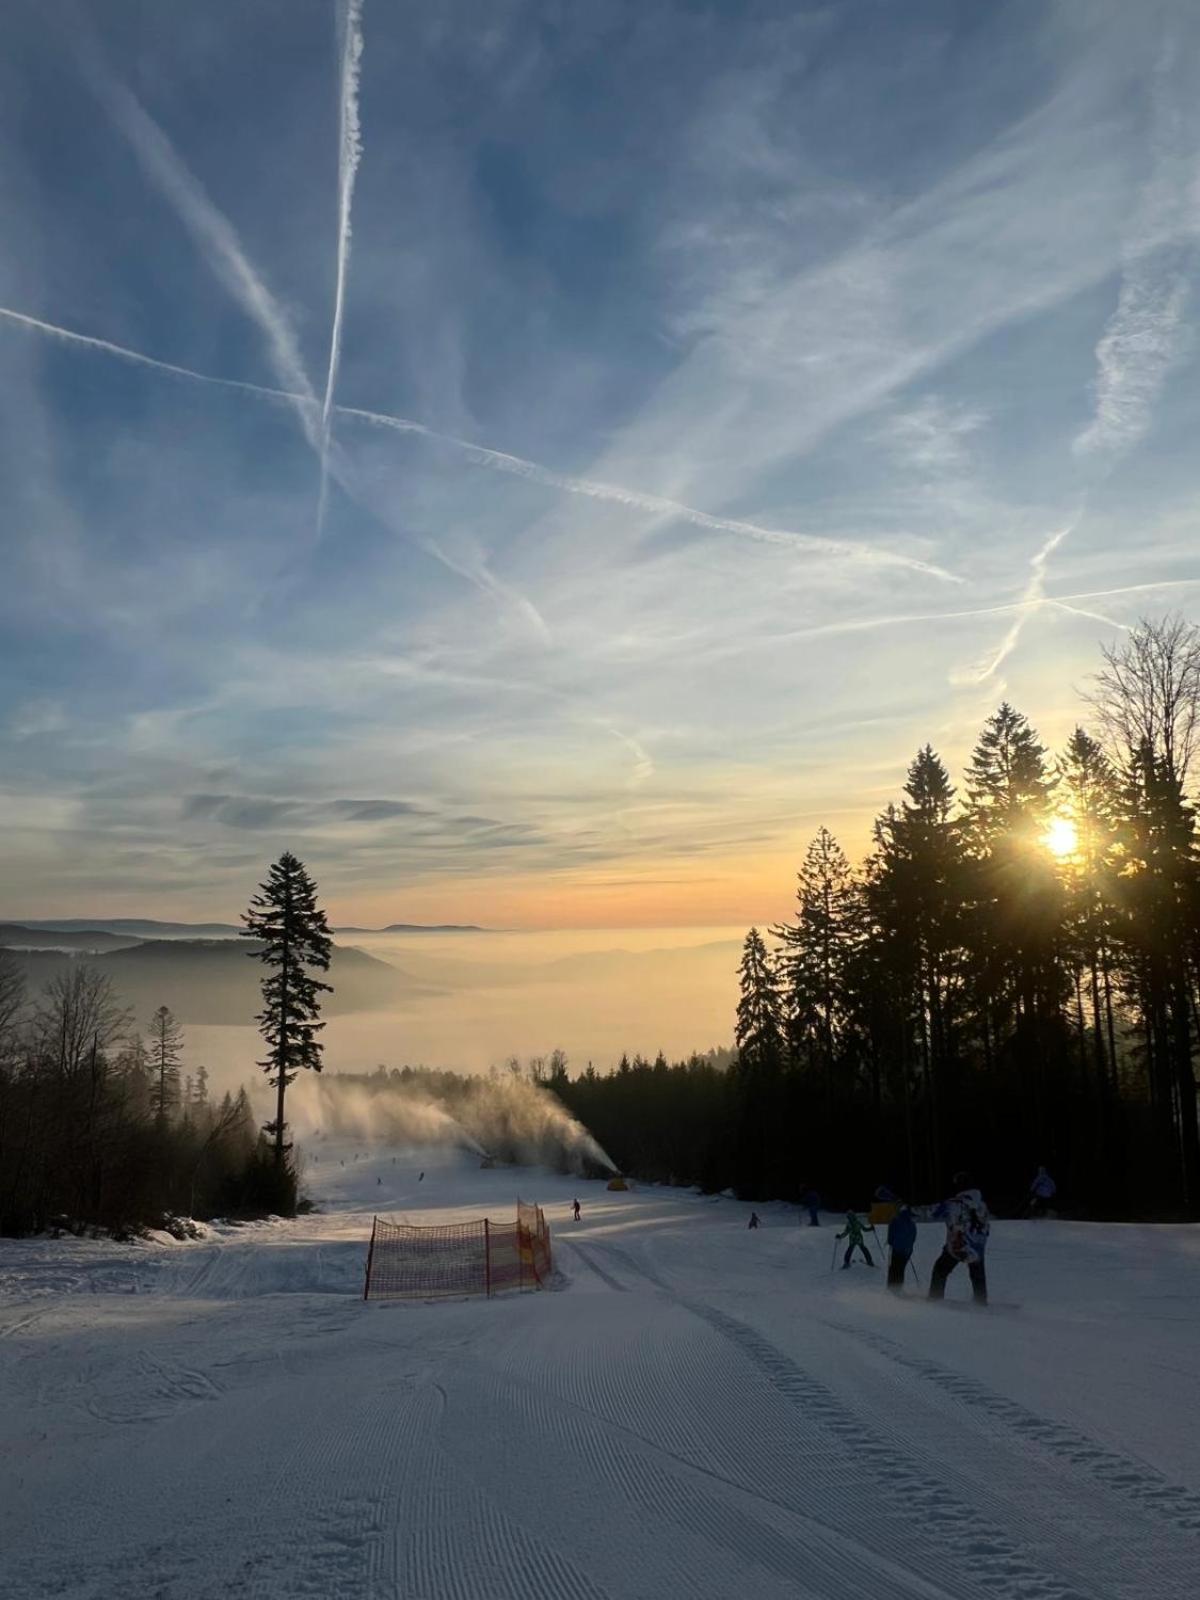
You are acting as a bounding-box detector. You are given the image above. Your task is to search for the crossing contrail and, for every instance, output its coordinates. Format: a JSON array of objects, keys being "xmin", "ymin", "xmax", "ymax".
[
  {"xmin": 317, "ymin": 0, "xmax": 366, "ymax": 537},
  {"xmin": 2, "ymin": 302, "xmax": 956, "ymax": 584},
  {"xmin": 338, "ymin": 404, "xmax": 962, "ymax": 583}
]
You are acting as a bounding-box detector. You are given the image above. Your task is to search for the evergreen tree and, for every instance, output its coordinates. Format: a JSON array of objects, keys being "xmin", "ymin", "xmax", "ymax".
[
  {"xmin": 867, "ymin": 746, "xmax": 967, "ymax": 1191},
  {"xmin": 735, "ymin": 929, "xmax": 784, "ymax": 1072},
  {"xmin": 773, "ymin": 828, "xmax": 860, "ymax": 1098},
  {"xmin": 242, "ymin": 852, "xmax": 333, "ymax": 1168},
  {"xmin": 148, "ymin": 1005, "xmax": 184, "ymax": 1125},
  {"xmin": 1055, "ymin": 728, "xmax": 1122, "ymax": 1101}
]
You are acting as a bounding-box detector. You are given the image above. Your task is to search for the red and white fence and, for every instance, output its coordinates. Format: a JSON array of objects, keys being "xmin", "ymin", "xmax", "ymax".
[{"xmin": 363, "ymin": 1199, "xmax": 553, "ymax": 1301}]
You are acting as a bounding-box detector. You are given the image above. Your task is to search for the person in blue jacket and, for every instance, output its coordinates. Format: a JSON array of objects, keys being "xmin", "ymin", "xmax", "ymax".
[{"xmin": 886, "ymin": 1204, "xmax": 917, "ymax": 1289}]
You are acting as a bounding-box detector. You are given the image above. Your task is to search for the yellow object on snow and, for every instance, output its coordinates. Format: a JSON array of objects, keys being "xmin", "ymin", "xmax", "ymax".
[{"xmin": 606, "ymin": 1176, "xmax": 628, "ymax": 1191}]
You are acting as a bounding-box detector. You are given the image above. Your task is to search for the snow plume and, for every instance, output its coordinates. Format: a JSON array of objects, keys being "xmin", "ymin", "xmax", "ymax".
[
  {"xmin": 457, "ymin": 1076, "xmax": 619, "ymax": 1176},
  {"xmin": 289, "ymin": 1075, "xmax": 486, "ymax": 1155},
  {"xmin": 317, "ymin": 0, "xmax": 366, "ymax": 537},
  {"xmin": 289, "ymin": 1071, "xmax": 618, "ymax": 1176}
]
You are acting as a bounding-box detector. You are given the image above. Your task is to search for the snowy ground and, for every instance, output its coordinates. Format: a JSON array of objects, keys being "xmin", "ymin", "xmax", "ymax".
[{"xmin": 3, "ymin": 1147, "xmax": 1200, "ymax": 1600}]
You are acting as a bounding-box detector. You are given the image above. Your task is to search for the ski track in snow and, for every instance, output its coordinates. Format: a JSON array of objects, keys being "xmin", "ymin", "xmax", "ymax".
[
  {"xmin": 832, "ymin": 1320, "xmax": 1200, "ymax": 1535},
  {"xmin": 2, "ymin": 1148, "xmax": 1199, "ymax": 1600}
]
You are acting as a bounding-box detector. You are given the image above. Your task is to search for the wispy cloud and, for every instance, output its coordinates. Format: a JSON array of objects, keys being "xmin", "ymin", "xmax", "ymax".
[
  {"xmin": 317, "ymin": 0, "xmax": 366, "ymax": 537},
  {"xmin": 1075, "ymin": 42, "xmax": 1198, "ymax": 461}
]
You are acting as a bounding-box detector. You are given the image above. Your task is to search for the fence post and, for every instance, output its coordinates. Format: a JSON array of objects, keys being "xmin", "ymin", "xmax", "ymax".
[
  {"xmin": 484, "ymin": 1217, "xmax": 492, "ymax": 1298},
  {"xmin": 364, "ymin": 1216, "xmax": 377, "ymax": 1301}
]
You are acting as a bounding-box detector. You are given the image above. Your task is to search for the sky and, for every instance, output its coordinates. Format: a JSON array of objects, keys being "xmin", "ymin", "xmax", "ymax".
[{"xmin": 2, "ymin": 0, "xmax": 1199, "ymax": 931}]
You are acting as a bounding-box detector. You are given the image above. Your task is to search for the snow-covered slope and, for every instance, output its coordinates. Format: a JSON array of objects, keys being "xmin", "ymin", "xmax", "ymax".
[{"xmin": 2, "ymin": 1145, "xmax": 1199, "ymax": 1599}]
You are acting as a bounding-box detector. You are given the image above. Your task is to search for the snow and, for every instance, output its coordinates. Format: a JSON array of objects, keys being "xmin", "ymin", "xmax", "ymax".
[{"xmin": 2, "ymin": 1146, "xmax": 1199, "ymax": 1599}]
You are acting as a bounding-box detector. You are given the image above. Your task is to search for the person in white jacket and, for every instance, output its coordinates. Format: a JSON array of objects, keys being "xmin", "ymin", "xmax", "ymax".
[{"xmin": 928, "ymin": 1173, "xmax": 990, "ymax": 1305}]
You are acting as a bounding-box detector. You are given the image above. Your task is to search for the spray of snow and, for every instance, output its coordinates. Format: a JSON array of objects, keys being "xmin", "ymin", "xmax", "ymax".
[
  {"xmin": 289, "ymin": 1075, "xmax": 485, "ymax": 1155},
  {"xmin": 317, "ymin": 0, "xmax": 365, "ymax": 537},
  {"xmin": 458, "ymin": 1076, "xmax": 619, "ymax": 1176},
  {"xmin": 288, "ymin": 1071, "xmax": 618, "ymax": 1176}
]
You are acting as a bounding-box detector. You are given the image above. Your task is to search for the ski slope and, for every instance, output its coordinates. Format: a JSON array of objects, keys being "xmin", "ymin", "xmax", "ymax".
[{"xmin": 2, "ymin": 1145, "xmax": 1199, "ymax": 1600}]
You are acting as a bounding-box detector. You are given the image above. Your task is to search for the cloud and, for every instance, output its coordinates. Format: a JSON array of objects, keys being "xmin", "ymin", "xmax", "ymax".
[
  {"xmin": 1074, "ymin": 41, "xmax": 1198, "ymax": 462},
  {"xmin": 329, "ymin": 798, "xmax": 425, "ymax": 821}
]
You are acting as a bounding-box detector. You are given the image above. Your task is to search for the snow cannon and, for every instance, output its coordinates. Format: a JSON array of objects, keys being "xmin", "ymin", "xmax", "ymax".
[
  {"xmin": 606, "ymin": 1175, "xmax": 628, "ymax": 1192},
  {"xmin": 479, "ymin": 1155, "xmax": 495, "ymax": 1170}
]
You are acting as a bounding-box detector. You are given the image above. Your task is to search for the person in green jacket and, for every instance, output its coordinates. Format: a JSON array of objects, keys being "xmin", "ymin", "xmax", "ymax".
[{"xmin": 837, "ymin": 1211, "xmax": 874, "ymax": 1268}]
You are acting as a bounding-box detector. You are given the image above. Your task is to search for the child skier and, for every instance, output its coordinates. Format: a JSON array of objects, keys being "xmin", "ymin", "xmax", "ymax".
[
  {"xmin": 928, "ymin": 1173, "xmax": 990, "ymax": 1305},
  {"xmin": 837, "ymin": 1211, "xmax": 874, "ymax": 1268},
  {"xmin": 886, "ymin": 1204, "xmax": 917, "ymax": 1289},
  {"xmin": 748, "ymin": 1211, "xmax": 761, "ymax": 1230},
  {"xmin": 572, "ymin": 1198, "xmax": 581, "ymax": 1221}
]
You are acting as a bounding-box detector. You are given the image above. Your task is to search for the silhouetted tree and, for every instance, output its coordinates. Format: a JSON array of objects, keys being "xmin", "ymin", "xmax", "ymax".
[
  {"xmin": 242, "ymin": 852, "xmax": 332, "ymax": 1170},
  {"xmin": 147, "ymin": 1005, "xmax": 184, "ymax": 1125}
]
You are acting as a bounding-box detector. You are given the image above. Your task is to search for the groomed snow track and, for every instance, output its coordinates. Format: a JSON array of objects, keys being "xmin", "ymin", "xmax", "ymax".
[{"xmin": 2, "ymin": 1144, "xmax": 1198, "ymax": 1599}]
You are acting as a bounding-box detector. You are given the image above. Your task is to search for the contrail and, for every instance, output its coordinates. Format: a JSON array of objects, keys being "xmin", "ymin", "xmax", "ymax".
[
  {"xmin": 90, "ymin": 77, "xmax": 323, "ymax": 449},
  {"xmin": 317, "ymin": 0, "xmax": 366, "ymax": 537},
  {"xmin": 0, "ymin": 305, "xmax": 299, "ymax": 405},
  {"xmin": 2, "ymin": 302, "xmax": 957, "ymax": 586},
  {"xmin": 953, "ymin": 521, "xmax": 1078, "ymax": 684},
  {"xmin": 338, "ymin": 405, "xmax": 962, "ymax": 583}
]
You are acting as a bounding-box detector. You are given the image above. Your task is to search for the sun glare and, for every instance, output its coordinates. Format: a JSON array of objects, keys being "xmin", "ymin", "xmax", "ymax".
[{"xmin": 1043, "ymin": 817, "xmax": 1079, "ymax": 859}]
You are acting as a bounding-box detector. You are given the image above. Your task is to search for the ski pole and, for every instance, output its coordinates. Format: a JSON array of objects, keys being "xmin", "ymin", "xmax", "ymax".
[
  {"xmin": 830, "ymin": 1236, "xmax": 839, "ymax": 1273},
  {"xmin": 907, "ymin": 1254, "xmax": 921, "ymax": 1288}
]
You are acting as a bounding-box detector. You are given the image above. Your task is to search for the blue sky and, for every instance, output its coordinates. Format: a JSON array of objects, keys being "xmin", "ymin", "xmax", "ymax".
[{"xmin": 2, "ymin": 0, "xmax": 1199, "ymax": 927}]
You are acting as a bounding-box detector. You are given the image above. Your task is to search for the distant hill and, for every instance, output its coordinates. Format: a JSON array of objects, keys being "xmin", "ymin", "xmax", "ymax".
[
  {"xmin": 6, "ymin": 939, "xmax": 432, "ymax": 1025},
  {"xmin": 14, "ymin": 917, "xmax": 490, "ymax": 938},
  {"xmin": 337, "ymin": 923, "xmax": 489, "ymax": 935},
  {"xmin": 14, "ymin": 917, "xmax": 243, "ymax": 939},
  {"xmin": 0, "ymin": 923, "xmax": 140, "ymax": 953}
]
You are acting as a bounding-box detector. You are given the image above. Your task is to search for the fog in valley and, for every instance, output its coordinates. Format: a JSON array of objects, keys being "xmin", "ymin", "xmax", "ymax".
[{"xmin": 179, "ymin": 927, "xmax": 741, "ymax": 1096}]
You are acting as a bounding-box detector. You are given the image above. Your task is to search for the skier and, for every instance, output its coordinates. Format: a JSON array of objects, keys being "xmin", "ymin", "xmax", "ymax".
[
  {"xmin": 802, "ymin": 1186, "xmax": 821, "ymax": 1226},
  {"xmin": 572, "ymin": 1198, "xmax": 581, "ymax": 1221},
  {"xmin": 1027, "ymin": 1165, "xmax": 1057, "ymax": 1217},
  {"xmin": 836, "ymin": 1211, "xmax": 874, "ymax": 1268},
  {"xmin": 748, "ymin": 1211, "xmax": 761, "ymax": 1230},
  {"xmin": 886, "ymin": 1204, "xmax": 917, "ymax": 1290},
  {"xmin": 928, "ymin": 1173, "xmax": 990, "ymax": 1305},
  {"xmin": 377, "ymin": 1176, "xmax": 382, "ymax": 1186},
  {"xmin": 419, "ymin": 1172, "xmax": 425, "ymax": 1182}
]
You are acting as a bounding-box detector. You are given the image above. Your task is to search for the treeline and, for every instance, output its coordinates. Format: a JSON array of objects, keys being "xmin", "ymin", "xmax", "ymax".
[
  {"xmin": 562, "ymin": 617, "xmax": 1200, "ymax": 1218},
  {"xmin": 0, "ymin": 964, "xmax": 292, "ymax": 1236}
]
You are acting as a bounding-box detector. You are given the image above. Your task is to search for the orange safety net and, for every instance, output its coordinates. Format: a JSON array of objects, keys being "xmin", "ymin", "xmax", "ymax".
[{"xmin": 364, "ymin": 1202, "xmax": 553, "ymax": 1301}]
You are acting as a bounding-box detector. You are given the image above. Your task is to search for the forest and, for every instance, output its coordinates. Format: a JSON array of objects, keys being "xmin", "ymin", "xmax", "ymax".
[{"xmin": 557, "ymin": 616, "xmax": 1200, "ymax": 1218}]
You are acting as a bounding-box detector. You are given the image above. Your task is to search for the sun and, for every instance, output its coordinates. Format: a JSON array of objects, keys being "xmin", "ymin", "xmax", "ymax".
[{"xmin": 1043, "ymin": 817, "xmax": 1079, "ymax": 859}]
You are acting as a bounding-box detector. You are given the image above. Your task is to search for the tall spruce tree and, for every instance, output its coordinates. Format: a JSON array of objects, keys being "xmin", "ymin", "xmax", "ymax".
[
  {"xmin": 735, "ymin": 928, "xmax": 784, "ymax": 1073},
  {"xmin": 867, "ymin": 746, "xmax": 966, "ymax": 1191},
  {"xmin": 148, "ymin": 1005, "xmax": 184, "ymax": 1125},
  {"xmin": 773, "ymin": 828, "xmax": 860, "ymax": 1101},
  {"xmin": 242, "ymin": 852, "xmax": 333, "ymax": 1166}
]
